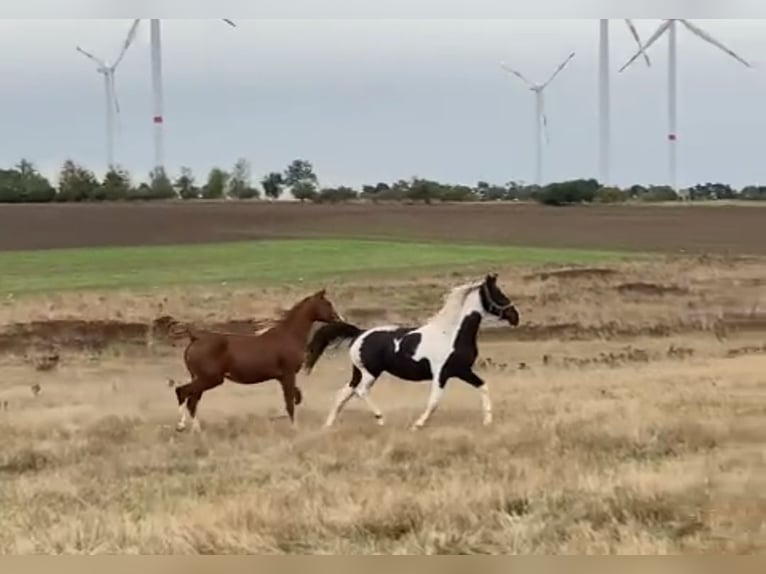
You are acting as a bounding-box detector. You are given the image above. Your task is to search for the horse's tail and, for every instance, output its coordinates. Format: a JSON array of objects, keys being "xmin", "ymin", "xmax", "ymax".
[{"xmin": 304, "ymin": 321, "xmax": 364, "ymax": 374}]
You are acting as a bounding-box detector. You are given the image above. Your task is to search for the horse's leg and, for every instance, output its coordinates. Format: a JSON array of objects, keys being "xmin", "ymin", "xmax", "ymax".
[
  {"xmin": 175, "ymin": 382, "xmax": 194, "ymax": 431},
  {"xmin": 186, "ymin": 376, "xmax": 224, "ymax": 433},
  {"xmin": 411, "ymin": 363, "xmax": 447, "ymax": 431},
  {"xmin": 294, "ymin": 386, "xmax": 303, "ymax": 407},
  {"xmin": 354, "ymin": 372, "xmax": 384, "ymax": 426},
  {"xmin": 325, "ymin": 366, "xmax": 369, "ymax": 428},
  {"xmin": 279, "ymin": 372, "xmax": 298, "ymax": 425},
  {"xmin": 456, "ymin": 368, "xmax": 492, "ymax": 426}
]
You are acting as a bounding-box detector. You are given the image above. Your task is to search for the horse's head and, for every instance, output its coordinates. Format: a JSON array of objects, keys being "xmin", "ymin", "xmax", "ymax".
[
  {"xmin": 479, "ymin": 273, "xmax": 519, "ymax": 326},
  {"xmin": 307, "ymin": 289, "xmax": 344, "ymax": 323}
]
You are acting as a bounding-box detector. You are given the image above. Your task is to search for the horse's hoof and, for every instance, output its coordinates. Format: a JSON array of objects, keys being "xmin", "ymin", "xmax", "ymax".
[
  {"xmin": 175, "ymin": 424, "xmax": 186, "ymax": 432},
  {"xmin": 374, "ymin": 415, "xmax": 385, "ymax": 426},
  {"xmin": 483, "ymin": 416, "xmax": 493, "ymax": 426},
  {"xmin": 294, "ymin": 388, "xmax": 303, "ymax": 406}
]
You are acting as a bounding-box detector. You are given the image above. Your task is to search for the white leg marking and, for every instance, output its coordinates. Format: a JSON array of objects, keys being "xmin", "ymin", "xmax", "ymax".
[
  {"xmin": 356, "ymin": 383, "xmax": 384, "ymax": 426},
  {"xmin": 480, "ymin": 385, "xmax": 493, "ymax": 426},
  {"xmin": 324, "ymin": 384, "xmax": 355, "ymax": 428},
  {"xmin": 412, "ymin": 378, "xmax": 444, "ymax": 430},
  {"xmin": 176, "ymin": 400, "xmax": 188, "ymax": 431},
  {"xmin": 191, "ymin": 416, "xmax": 201, "ymax": 433}
]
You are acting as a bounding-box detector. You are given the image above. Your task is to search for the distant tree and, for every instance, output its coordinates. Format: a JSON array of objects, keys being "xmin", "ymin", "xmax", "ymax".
[
  {"xmin": 284, "ymin": 159, "xmax": 318, "ymax": 188},
  {"xmin": 228, "ymin": 158, "xmax": 259, "ymax": 199},
  {"xmin": 534, "ymin": 178, "xmax": 600, "ymax": 206},
  {"xmin": 506, "ymin": 180, "xmax": 535, "ymax": 201},
  {"xmin": 15, "ymin": 159, "xmax": 56, "ymax": 202},
  {"xmin": 175, "ymin": 166, "xmax": 199, "ymax": 200},
  {"xmin": 202, "ymin": 167, "xmax": 229, "ymax": 199},
  {"xmin": 317, "ymin": 186, "xmax": 358, "ymax": 203},
  {"xmin": 628, "ymin": 184, "xmax": 649, "ymax": 199},
  {"xmin": 149, "ymin": 167, "xmax": 176, "ymax": 199},
  {"xmin": 261, "ymin": 172, "xmax": 284, "ymax": 200},
  {"xmin": 741, "ymin": 185, "xmax": 766, "ymax": 200},
  {"xmin": 388, "ymin": 179, "xmax": 410, "ymax": 201},
  {"xmin": 57, "ymin": 160, "xmax": 99, "ymax": 202},
  {"xmin": 360, "ymin": 182, "xmax": 392, "ymax": 202},
  {"xmin": 441, "ymin": 184, "xmax": 476, "ymax": 202},
  {"xmin": 284, "ymin": 159, "xmax": 319, "ymax": 202},
  {"xmin": 594, "ymin": 186, "xmax": 628, "ymax": 203},
  {"xmin": 640, "ymin": 185, "xmax": 678, "ymax": 202},
  {"xmin": 100, "ymin": 166, "xmax": 131, "ymax": 200},
  {"xmin": 406, "ymin": 178, "xmax": 443, "ymax": 204},
  {"xmin": 292, "ymin": 180, "xmax": 319, "ymax": 202},
  {"xmin": 688, "ymin": 182, "xmax": 736, "ymax": 201}
]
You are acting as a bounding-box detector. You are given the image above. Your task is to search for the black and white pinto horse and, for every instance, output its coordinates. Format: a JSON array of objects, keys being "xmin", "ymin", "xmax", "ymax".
[{"xmin": 303, "ymin": 273, "xmax": 520, "ymax": 430}]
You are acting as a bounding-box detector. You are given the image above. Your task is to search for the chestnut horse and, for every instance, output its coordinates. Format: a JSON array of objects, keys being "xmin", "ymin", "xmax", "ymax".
[{"xmin": 169, "ymin": 289, "xmax": 342, "ymax": 432}]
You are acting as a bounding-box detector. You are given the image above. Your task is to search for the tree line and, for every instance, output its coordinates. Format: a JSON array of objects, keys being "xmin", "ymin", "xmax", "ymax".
[{"xmin": 1, "ymin": 158, "xmax": 765, "ymax": 204}]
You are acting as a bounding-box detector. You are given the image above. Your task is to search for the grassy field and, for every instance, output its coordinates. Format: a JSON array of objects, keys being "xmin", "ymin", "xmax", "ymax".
[
  {"xmin": 0, "ymin": 238, "xmax": 625, "ymax": 295},
  {"xmin": 1, "ymin": 232, "xmax": 765, "ymax": 554}
]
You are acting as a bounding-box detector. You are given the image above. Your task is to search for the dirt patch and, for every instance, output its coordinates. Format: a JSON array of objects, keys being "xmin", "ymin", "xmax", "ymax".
[
  {"xmin": 525, "ymin": 268, "xmax": 618, "ymax": 282},
  {"xmin": 726, "ymin": 344, "xmax": 766, "ymax": 358},
  {"xmin": 1, "ymin": 202, "xmax": 765, "ymax": 254},
  {"xmin": 616, "ymin": 282, "xmax": 689, "ymax": 296},
  {"xmin": 0, "ymin": 316, "xmax": 273, "ymax": 355},
  {"xmin": 0, "ymin": 310, "xmax": 763, "ymax": 356}
]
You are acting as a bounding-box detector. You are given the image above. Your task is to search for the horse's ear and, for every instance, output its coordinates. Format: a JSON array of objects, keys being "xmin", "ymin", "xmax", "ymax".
[
  {"xmin": 486, "ymin": 273, "xmax": 498, "ymax": 283},
  {"xmin": 316, "ymin": 288, "xmax": 327, "ymax": 298}
]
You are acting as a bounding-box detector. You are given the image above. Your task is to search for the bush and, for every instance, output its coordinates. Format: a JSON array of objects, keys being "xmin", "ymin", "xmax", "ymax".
[
  {"xmin": 535, "ymin": 179, "xmax": 600, "ymax": 206},
  {"xmin": 639, "ymin": 186, "xmax": 678, "ymax": 202},
  {"xmin": 741, "ymin": 185, "xmax": 766, "ymax": 200},
  {"xmin": 317, "ymin": 186, "xmax": 358, "ymax": 203},
  {"xmin": 100, "ymin": 167, "xmax": 131, "ymax": 201},
  {"xmin": 149, "ymin": 168, "xmax": 176, "ymax": 199},
  {"xmin": 202, "ymin": 168, "xmax": 229, "ymax": 199},
  {"xmin": 175, "ymin": 167, "xmax": 199, "ymax": 200},
  {"xmin": 292, "ymin": 181, "xmax": 319, "ymax": 202},
  {"xmin": 594, "ymin": 187, "xmax": 628, "ymax": 204},
  {"xmin": 57, "ymin": 160, "xmax": 99, "ymax": 202}
]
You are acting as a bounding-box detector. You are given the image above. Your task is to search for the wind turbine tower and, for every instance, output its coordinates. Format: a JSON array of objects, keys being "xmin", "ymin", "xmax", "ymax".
[
  {"xmin": 619, "ymin": 19, "xmax": 751, "ymax": 196},
  {"xmin": 598, "ymin": 19, "xmax": 650, "ymax": 186},
  {"xmin": 500, "ymin": 52, "xmax": 576, "ymax": 187},
  {"xmin": 76, "ymin": 20, "xmax": 140, "ymax": 171}
]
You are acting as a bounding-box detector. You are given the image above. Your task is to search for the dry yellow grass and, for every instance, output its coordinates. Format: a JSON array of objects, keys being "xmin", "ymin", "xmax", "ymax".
[{"xmin": 1, "ymin": 254, "xmax": 765, "ymax": 554}]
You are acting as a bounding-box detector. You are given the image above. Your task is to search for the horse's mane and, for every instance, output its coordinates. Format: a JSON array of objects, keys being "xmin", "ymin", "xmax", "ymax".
[
  {"xmin": 275, "ymin": 294, "xmax": 314, "ymax": 324},
  {"xmin": 425, "ymin": 279, "xmax": 483, "ymax": 328}
]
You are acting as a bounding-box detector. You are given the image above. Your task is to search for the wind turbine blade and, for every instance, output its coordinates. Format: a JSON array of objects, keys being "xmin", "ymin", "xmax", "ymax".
[
  {"xmin": 76, "ymin": 46, "xmax": 106, "ymax": 68},
  {"xmin": 500, "ymin": 62, "xmax": 535, "ymax": 87},
  {"xmin": 679, "ymin": 19, "xmax": 752, "ymax": 68},
  {"xmin": 113, "ymin": 19, "xmax": 141, "ymax": 69},
  {"xmin": 222, "ymin": 19, "xmax": 237, "ymax": 27},
  {"xmin": 541, "ymin": 51, "xmax": 575, "ymax": 89},
  {"xmin": 624, "ymin": 19, "xmax": 651, "ymax": 66},
  {"xmin": 619, "ymin": 19, "xmax": 672, "ymax": 72}
]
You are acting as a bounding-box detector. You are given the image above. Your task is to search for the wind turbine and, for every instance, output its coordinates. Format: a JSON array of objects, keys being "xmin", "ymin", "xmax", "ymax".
[
  {"xmin": 500, "ymin": 52, "xmax": 576, "ymax": 187},
  {"xmin": 598, "ymin": 19, "xmax": 651, "ymax": 186},
  {"xmin": 619, "ymin": 19, "xmax": 752, "ymax": 196},
  {"xmin": 76, "ymin": 20, "xmax": 140, "ymax": 171},
  {"xmin": 144, "ymin": 18, "xmax": 237, "ymax": 175}
]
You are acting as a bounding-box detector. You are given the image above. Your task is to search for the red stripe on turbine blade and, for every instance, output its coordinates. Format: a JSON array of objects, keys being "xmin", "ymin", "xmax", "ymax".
[
  {"xmin": 668, "ymin": 134, "xmax": 677, "ymax": 141},
  {"xmin": 153, "ymin": 116, "xmax": 164, "ymax": 124}
]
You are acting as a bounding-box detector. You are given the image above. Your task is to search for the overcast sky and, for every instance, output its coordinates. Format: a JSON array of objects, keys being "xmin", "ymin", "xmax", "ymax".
[{"xmin": 1, "ymin": 17, "xmax": 765, "ymax": 189}]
